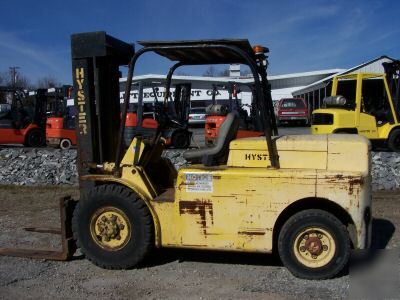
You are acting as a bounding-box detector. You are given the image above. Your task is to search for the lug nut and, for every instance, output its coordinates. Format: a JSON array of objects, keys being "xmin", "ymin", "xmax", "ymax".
[
  {"xmin": 322, "ymin": 245, "xmax": 328, "ymax": 251},
  {"xmin": 312, "ymin": 255, "xmax": 318, "ymax": 259},
  {"xmin": 303, "ymin": 235, "xmax": 309, "ymax": 240},
  {"xmin": 317, "ymin": 234, "xmax": 323, "ymax": 239},
  {"xmin": 300, "ymin": 246, "xmax": 306, "ymax": 252}
]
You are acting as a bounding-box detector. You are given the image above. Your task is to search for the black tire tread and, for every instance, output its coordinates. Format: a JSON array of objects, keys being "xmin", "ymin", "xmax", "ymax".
[
  {"xmin": 388, "ymin": 129, "xmax": 400, "ymax": 152},
  {"xmin": 72, "ymin": 184, "xmax": 154, "ymax": 269},
  {"xmin": 25, "ymin": 128, "xmax": 45, "ymax": 147},
  {"xmin": 278, "ymin": 209, "xmax": 350, "ymax": 280}
]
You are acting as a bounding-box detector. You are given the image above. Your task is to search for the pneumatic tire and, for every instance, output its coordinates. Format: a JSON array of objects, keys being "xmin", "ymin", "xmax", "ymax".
[
  {"xmin": 72, "ymin": 184, "xmax": 154, "ymax": 269},
  {"xmin": 171, "ymin": 130, "xmax": 191, "ymax": 149},
  {"xmin": 59, "ymin": 138, "xmax": 72, "ymax": 150},
  {"xmin": 388, "ymin": 129, "xmax": 400, "ymax": 152},
  {"xmin": 278, "ymin": 209, "xmax": 350, "ymax": 280},
  {"xmin": 24, "ymin": 129, "xmax": 45, "ymax": 147}
]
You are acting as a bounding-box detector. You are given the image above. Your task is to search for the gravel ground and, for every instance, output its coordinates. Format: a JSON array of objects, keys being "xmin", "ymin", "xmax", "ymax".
[{"xmin": 0, "ymin": 186, "xmax": 398, "ymax": 299}]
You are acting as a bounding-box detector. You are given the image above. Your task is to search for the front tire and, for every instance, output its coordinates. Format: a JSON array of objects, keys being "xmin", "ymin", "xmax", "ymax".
[
  {"xmin": 278, "ymin": 209, "xmax": 350, "ymax": 280},
  {"xmin": 388, "ymin": 129, "xmax": 400, "ymax": 152},
  {"xmin": 72, "ymin": 184, "xmax": 154, "ymax": 269},
  {"xmin": 25, "ymin": 129, "xmax": 45, "ymax": 147}
]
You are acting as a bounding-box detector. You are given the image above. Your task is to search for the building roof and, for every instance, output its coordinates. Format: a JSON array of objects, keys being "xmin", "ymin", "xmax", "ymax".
[
  {"xmin": 292, "ymin": 55, "xmax": 395, "ymax": 95},
  {"xmin": 120, "ymin": 68, "xmax": 345, "ymax": 85},
  {"xmin": 268, "ymin": 69, "xmax": 344, "ymax": 80},
  {"xmin": 271, "ymin": 86, "xmax": 307, "ymax": 101},
  {"xmin": 120, "ymin": 74, "xmax": 253, "ymax": 84}
]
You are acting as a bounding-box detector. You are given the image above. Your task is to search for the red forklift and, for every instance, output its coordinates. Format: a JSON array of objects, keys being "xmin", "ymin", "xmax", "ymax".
[
  {"xmin": 0, "ymin": 87, "xmax": 46, "ymax": 147},
  {"xmin": 124, "ymin": 81, "xmax": 192, "ymax": 148},
  {"xmin": 204, "ymin": 81, "xmax": 271, "ymax": 146},
  {"xmin": 46, "ymin": 86, "xmax": 77, "ymax": 149}
]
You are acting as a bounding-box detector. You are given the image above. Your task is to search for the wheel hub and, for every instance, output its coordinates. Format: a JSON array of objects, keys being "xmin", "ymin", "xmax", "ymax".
[
  {"xmin": 304, "ymin": 236, "xmax": 323, "ymax": 256},
  {"xmin": 90, "ymin": 207, "xmax": 131, "ymax": 251},
  {"xmin": 97, "ymin": 214, "xmax": 125, "ymax": 242},
  {"xmin": 293, "ymin": 227, "xmax": 336, "ymax": 268}
]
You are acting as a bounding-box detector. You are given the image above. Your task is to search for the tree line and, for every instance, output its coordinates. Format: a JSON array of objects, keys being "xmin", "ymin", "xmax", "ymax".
[{"xmin": 0, "ymin": 69, "xmax": 61, "ymax": 90}]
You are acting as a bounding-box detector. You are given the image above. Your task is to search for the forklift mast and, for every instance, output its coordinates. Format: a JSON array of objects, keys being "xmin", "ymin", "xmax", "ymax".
[
  {"xmin": 71, "ymin": 31, "xmax": 135, "ymax": 187},
  {"xmin": 32, "ymin": 89, "xmax": 47, "ymax": 129},
  {"xmin": 173, "ymin": 83, "xmax": 191, "ymax": 125},
  {"xmin": 47, "ymin": 85, "xmax": 72, "ymax": 117},
  {"xmin": 383, "ymin": 60, "xmax": 400, "ymax": 114}
]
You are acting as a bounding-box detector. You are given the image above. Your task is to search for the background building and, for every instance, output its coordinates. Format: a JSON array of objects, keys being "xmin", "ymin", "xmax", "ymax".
[{"xmin": 119, "ymin": 55, "xmax": 395, "ymax": 113}]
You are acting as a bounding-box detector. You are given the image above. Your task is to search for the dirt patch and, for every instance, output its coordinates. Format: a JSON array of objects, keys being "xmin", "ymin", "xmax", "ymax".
[{"xmin": 0, "ymin": 186, "xmax": 398, "ymax": 299}]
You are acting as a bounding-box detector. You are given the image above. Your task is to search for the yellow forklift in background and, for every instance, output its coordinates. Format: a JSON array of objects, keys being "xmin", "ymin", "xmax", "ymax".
[
  {"xmin": 311, "ymin": 61, "xmax": 400, "ymax": 151},
  {"xmin": 0, "ymin": 32, "xmax": 373, "ymax": 280}
]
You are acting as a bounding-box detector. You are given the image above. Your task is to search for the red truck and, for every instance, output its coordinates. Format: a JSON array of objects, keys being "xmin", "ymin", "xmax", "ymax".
[{"xmin": 276, "ymin": 98, "xmax": 309, "ymax": 126}]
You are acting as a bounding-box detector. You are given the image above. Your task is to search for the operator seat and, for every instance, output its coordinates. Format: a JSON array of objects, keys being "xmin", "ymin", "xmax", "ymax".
[{"xmin": 183, "ymin": 112, "xmax": 239, "ymax": 166}]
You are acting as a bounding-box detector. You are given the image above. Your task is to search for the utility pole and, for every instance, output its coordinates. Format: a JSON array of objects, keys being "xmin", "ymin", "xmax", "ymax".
[
  {"xmin": 9, "ymin": 66, "xmax": 20, "ymax": 88},
  {"xmin": 9, "ymin": 67, "xmax": 20, "ymax": 105}
]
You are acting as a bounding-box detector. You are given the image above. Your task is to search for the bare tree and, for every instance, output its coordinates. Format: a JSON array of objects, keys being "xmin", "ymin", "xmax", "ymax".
[
  {"xmin": 218, "ymin": 67, "xmax": 230, "ymax": 77},
  {"xmin": 202, "ymin": 66, "xmax": 217, "ymax": 77},
  {"xmin": 0, "ymin": 72, "xmax": 5, "ymax": 86},
  {"xmin": 36, "ymin": 75, "xmax": 60, "ymax": 89},
  {"xmin": 0, "ymin": 69, "xmax": 32, "ymax": 89},
  {"xmin": 14, "ymin": 74, "xmax": 32, "ymax": 89}
]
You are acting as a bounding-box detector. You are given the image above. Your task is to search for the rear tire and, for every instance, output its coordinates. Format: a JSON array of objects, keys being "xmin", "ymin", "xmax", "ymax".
[
  {"xmin": 388, "ymin": 129, "xmax": 400, "ymax": 152},
  {"xmin": 278, "ymin": 209, "xmax": 350, "ymax": 280},
  {"xmin": 171, "ymin": 130, "xmax": 191, "ymax": 149},
  {"xmin": 72, "ymin": 184, "xmax": 154, "ymax": 269},
  {"xmin": 59, "ymin": 138, "xmax": 72, "ymax": 150},
  {"xmin": 24, "ymin": 129, "xmax": 45, "ymax": 147}
]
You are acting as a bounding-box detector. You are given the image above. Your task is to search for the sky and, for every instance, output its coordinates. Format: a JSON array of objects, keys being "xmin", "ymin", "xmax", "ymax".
[{"xmin": 0, "ymin": 0, "xmax": 399, "ymax": 85}]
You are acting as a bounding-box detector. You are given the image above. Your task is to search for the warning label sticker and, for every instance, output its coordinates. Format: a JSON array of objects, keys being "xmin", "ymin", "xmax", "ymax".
[{"xmin": 185, "ymin": 173, "xmax": 213, "ymax": 193}]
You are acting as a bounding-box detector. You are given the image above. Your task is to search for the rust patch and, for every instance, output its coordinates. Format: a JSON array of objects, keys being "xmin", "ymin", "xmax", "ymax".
[
  {"xmin": 324, "ymin": 175, "xmax": 364, "ymax": 195},
  {"xmin": 177, "ymin": 181, "xmax": 191, "ymax": 191},
  {"xmin": 238, "ymin": 230, "xmax": 266, "ymax": 236},
  {"xmin": 213, "ymin": 175, "xmax": 221, "ymax": 180},
  {"xmin": 179, "ymin": 200, "xmax": 214, "ymax": 233},
  {"xmin": 348, "ymin": 177, "xmax": 364, "ymax": 195}
]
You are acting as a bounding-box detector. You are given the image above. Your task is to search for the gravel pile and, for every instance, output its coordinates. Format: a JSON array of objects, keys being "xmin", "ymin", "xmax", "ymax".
[
  {"xmin": 371, "ymin": 152, "xmax": 400, "ymax": 191},
  {"xmin": 162, "ymin": 149, "xmax": 189, "ymax": 169},
  {"xmin": 0, "ymin": 148, "xmax": 399, "ymax": 190},
  {"xmin": 0, "ymin": 148, "xmax": 78, "ymax": 186}
]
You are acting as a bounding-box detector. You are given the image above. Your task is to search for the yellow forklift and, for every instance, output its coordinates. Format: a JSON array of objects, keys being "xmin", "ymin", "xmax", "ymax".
[
  {"xmin": 311, "ymin": 61, "xmax": 400, "ymax": 151},
  {"xmin": 0, "ymin": 32, "xmax": 372, "ymax": 280}
]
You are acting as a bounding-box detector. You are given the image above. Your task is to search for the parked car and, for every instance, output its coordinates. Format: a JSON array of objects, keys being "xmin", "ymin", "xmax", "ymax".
[
  {"xmin": 188, "ymin": 107, "xmax": 206, "ymax": 125},
  {"xmin": 276, "ymin": 98, "xmax": 309, "ymax": 126}
]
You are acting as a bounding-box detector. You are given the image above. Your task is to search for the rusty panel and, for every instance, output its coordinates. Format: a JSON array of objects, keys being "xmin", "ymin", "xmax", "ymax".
[
  {"xmin": 153, "ymin": 167, "xmax": 317, "ymax": 251},
  {"xmin": 316, "ymin": 170, "xmax": 372, "ymax": 249}
]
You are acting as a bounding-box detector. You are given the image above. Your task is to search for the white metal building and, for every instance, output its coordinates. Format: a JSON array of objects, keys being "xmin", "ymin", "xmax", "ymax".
[
  {"xmin": 119, "ymin": 69, "xmax": 341, "ymax": 108},
  {"xmin": 119, "ymin": 55, "xmax": 395, "ymax": 111}
]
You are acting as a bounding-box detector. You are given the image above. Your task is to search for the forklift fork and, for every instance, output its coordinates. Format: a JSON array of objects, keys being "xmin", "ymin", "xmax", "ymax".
[{"xmin": 0, "ymin": 196, "xmax": 77, "ymax": 261}]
